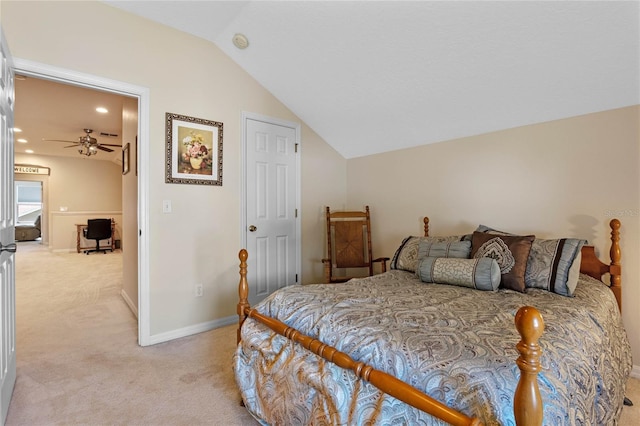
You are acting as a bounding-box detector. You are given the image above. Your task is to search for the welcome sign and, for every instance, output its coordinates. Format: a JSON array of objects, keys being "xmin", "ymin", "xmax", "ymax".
[{"xmin": 14, "ymin": 164, "xmax": 50, "ymax": 175}]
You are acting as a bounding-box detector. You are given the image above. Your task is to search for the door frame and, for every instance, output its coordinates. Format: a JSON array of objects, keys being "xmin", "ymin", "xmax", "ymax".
[
  {"xmin": 241, "ymin": 111, "xmax": 302, "ymax": 283},
  {"xmin": 12, "ymin": 58, "xmax": 152, "ymax": 346}
]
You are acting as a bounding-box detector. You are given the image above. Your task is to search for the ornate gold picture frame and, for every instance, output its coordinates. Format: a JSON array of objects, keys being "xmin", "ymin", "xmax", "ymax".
[{"xmin": 165, "ymin": 112, "xmax": 223, "ymax": 185}]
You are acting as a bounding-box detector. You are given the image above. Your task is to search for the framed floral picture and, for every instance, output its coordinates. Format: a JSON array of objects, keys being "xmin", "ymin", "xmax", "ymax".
[{"xmin": 165, "ymin": 112, "xmax": 223, "ymax": 185}]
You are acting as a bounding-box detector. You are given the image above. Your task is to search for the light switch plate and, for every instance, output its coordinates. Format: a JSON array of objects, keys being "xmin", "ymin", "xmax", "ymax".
[{"xmin": 162, "ymin": 200, "xmax": 172, "ymax": 213}]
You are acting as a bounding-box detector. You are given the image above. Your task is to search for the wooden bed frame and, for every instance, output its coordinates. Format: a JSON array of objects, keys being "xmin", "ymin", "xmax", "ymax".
[{"xmin": 237, "ymin": 218, "xmax": 622, "ymax": 426}]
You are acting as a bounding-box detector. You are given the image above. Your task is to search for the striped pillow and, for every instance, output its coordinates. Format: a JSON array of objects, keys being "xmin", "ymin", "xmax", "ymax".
[{"xmin": 390, "ymin": 235, "xmax": 464, "ymax": 273}]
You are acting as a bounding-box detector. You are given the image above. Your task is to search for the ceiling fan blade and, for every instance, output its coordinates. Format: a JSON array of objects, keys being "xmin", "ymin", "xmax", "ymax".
[
  {"xmin": 64, "ymin": 144, "xmax": 80, "ymax": 148},
  {"xmin": 96, "ymin": 145, "xmax": 114, "ymax": 152},
  {"xmin": 43, "ymin": 139, "xmax": 78, "ymax": 143},
  {"xmin": 99, "ymin": 143, "xmax": 122, "ymax": 147}
]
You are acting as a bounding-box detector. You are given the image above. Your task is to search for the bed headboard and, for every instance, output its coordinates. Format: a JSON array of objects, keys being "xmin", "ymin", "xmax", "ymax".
[
  {"xmin": 579, "ymin": 219, "xmax": 621, "ymax": 312},
  {"xmin": 422, "ymin": 217, "xmax": 622, "ymax": 312}
]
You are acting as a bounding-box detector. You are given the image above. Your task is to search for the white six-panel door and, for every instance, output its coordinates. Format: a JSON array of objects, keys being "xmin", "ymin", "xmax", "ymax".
[
  {"xmin": 245, "ymin": 116, "xmax": 299, "ymax": 306},
  {"xmin": 0, "ymin": 26, "xmax": 16, "ymax": 425}
]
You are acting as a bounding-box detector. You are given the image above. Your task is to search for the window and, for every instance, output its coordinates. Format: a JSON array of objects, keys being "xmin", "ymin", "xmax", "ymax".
[{"xmin": 15, "ymin": 181, "xmax": 42, "ymax": 225}]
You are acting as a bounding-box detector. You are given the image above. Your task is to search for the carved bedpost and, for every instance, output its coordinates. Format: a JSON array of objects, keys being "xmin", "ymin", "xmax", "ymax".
[
  {"xmin": 609, "ymin": 219, "xmax": 622, "ymax": 312},
  {"xmin": 423, "ymin": 217, "xmax": 430, "ymax": 237},
  {"xmin": 237, "ymin": 249, "xmax": 249, "ymax": 344},
  {"xmin": 324, "ymin": 206, "xmax": 332, "ymax": 283},
  {"xmin": 514, "ymin": 306, "xmax": 545, "ymax": 426}
]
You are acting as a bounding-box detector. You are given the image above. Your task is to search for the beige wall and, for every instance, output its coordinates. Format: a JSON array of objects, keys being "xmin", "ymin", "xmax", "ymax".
[
  {"xmin": 347, "ymin": 105, "xmax": 640, "ymax": 367},
  {"xmin": 14, "ymin": 153, "xmax": 122, "ymax": 251},
  {"xmin": 2, "ymin": 1, "xmax": 346, "ymax": 337},
  {"xmin": 121, "ymin": 97, "xmax": 138, "ymax": 315}
]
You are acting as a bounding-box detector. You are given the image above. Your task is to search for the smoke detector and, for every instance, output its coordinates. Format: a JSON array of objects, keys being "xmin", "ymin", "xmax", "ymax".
[{"xmin": 232, "ymin": 33, "xmax": 249, "ymax": 49}]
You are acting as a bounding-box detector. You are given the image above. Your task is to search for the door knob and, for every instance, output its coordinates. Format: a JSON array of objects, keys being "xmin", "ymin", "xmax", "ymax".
[
  {"xmin": 0, "ymin": 242, "xmax": 17, "ymax": 253},
  {"xmin": 249, "ymin": 225, "xmax": 257, "ymax": 232}
]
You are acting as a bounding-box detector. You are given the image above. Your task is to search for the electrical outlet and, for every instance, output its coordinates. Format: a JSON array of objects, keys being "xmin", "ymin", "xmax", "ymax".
[{"xmin": 195, "ymin": 284, "xmax": 203, "ymax": 297}]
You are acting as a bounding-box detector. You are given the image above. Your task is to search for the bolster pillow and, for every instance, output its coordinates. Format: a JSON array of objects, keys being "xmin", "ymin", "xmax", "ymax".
[{"xmin": 416, "ymin": 257, "xmax": 501, "ymax": 291}]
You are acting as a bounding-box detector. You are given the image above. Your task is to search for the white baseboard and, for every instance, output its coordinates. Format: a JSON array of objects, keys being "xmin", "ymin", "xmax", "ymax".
[
  {"xmin": 631, "ymin": 365, "xmax": 640, "ymax": 379},
  {"xmin": 120, "ymin": 289, "xmax": 138, "ymax": 318},
  {"xmin": 145, "ymin": 315, "xmax": 237, "ymax": 346}
]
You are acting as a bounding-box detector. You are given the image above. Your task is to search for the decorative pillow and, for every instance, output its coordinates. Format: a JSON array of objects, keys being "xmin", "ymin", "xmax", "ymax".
[
  {"xmin": 417, "ymin": 240, "xmax": 471, "ymax": 260},
  {"xmin": 524, "ymin": 237, "xmax": 586, "ymax": 296},
  {"xmin": 476, "ymin": 224, "xmax": 586, "ymax": 296},
  {"xmin": 390, "ymin": 235, "xmax": 463, "ymax": 273},
  {"xmin": 416, "ymin": 257, "xmax": 501, "ymax": 291},
  {"xmin": 470, "ymin": 232, "xmax": 535, "ymax": 292}
]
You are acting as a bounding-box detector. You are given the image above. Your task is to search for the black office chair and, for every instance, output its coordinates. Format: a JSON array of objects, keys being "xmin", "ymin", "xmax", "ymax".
[{"xmin": 83, "ymin": 218, "xmax": 113, "ymax": 255}]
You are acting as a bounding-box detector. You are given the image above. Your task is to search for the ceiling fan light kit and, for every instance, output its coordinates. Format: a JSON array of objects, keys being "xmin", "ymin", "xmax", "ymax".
[{"xmin": 78, "ymin": 144, "xmax": 99, "ymax": 157}]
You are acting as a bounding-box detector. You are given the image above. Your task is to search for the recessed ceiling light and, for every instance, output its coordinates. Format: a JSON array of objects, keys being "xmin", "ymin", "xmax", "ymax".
[
  {"xmin": 13, "ymin": 127, "xmax": 22, "ymax": 133},
  {"xmin": 17, "ymin": 138, "xmax": 27, "ymax": 143},
  {"xmin": 96, "ymin": 107, "xmax": 109, "ymax": 114},
  {"xmin": 232, "ymin": 33, "xmax": 249, "ymax": 49},
  {"xmin": 25, "ymin": 149, "xmax": 34, "ymax": 154}
]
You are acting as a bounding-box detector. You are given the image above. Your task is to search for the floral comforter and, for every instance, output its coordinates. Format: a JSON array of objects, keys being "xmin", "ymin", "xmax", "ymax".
[{"xmin": 234, "ymin": 270, "xmax": 632, "ymax": 425}]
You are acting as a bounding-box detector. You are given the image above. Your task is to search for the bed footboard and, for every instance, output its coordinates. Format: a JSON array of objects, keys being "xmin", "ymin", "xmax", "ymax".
[{"xmin": 236, "ymin": 248, "xmax": 545, "ymax": 426}]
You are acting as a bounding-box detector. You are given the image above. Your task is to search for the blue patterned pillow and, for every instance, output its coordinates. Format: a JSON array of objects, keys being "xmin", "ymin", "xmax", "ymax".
[
  {"xmin": 416, "ymin": 257, "xmax": 501, "ymax": 291},
  {"xmin": 417, "ymin": 240, "xmax": 471, "ymax": 260},
  {"xmin": 390, "ymin": 235, "xmax": 464, "ymax": 273},
  {"xmin": 524, "ymin": 238, "xmax": 586, "ymax": 296},
  {"xmin": 476, "ymin": 224, "xmax": 586, "ymax": 296}
]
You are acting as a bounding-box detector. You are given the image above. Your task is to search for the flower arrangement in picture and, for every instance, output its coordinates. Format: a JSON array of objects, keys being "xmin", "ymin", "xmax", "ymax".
[{"xmin": 181, "ymin": 131, "xmax": 210, "ymax": 169}]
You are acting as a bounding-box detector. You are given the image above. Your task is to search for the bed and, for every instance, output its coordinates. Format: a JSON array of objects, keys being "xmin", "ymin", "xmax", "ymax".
[
  {"xmin": 15, "ymin": 215, "xmax": 41, "ymax": 241},
  {"xmin": 234, "ymin": 218, "xmax": 632, "ymax": 425}
]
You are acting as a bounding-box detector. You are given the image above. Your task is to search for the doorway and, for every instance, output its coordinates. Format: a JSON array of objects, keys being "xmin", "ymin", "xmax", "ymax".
[
  {"xmin": 12, "ymin": 58, "xmax": 151, "ymax": 345},
  {"xmin": 15, "ymin": 180, "xmax": 42, "ymax": 226},
  {"xmin": 14, "ymin": 180, "xmax": 43, "ymax": 243}
]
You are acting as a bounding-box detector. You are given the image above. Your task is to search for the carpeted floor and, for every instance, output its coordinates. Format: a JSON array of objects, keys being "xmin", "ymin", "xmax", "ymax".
[
  {"xmin": 6, "ymin": 241, "xmax": 639, "ymax": 425},
  {"xmin": 6, "ymin": 241, "xmax": 257, "ymax": 425}
]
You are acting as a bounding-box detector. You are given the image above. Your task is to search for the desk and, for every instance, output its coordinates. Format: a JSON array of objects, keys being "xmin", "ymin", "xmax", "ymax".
[{"xmin": 76, "ymin": 221, "xmax": 116, "ymax": 253}]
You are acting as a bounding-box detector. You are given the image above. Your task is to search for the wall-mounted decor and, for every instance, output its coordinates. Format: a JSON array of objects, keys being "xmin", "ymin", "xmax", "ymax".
[
  {"xmin": 122, "ymin": 143, "xmax": 130, "ymax": 175},
  {"xmin": 14, "ymin": 164, "xmax": 50, "ymax": 175},
  {"xmin": 165, "ymin": 112, "xmax": 223, "ymax": 185}
]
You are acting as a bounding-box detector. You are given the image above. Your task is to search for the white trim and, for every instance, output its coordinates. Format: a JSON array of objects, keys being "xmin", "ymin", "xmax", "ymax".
[
  {"xmin": 12, "ymin": 58, "xmax": 152, "ymax": 346},
  {"xmin": 145, "ymin": 315, "xmax": 237, "ymax": 346},
  {"xmin": 121, "ymin": 289, "xmax": 138, "ymax": 318},
  {"xmin": 240, "ymin": 112, "xmax": 302, "ymax": 284}
]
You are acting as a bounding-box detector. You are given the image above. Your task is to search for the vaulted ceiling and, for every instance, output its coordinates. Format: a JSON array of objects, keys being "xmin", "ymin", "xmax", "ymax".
[
  {"xmin": 104, "ymin": 1, "xmax": 639, "ymax": 159},
  {"xmin": 17, "ymin": 2, "xmax": 640, "ymax": 161}
]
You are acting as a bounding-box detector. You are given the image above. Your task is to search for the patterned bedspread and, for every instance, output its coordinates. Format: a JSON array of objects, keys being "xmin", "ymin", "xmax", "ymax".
[{"xmin": 234, "ymin": 270, "xmax": 632, "ymax": 425}]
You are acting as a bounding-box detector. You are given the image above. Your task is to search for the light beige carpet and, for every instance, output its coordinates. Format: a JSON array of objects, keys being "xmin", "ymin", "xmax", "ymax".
[
  {"xmin": 7, "ymin": 241, "xmax": 257, "ymax": 425},
  {"xmin": 6, "ymin": 241, "xmax": 639, "ymax": 425}
]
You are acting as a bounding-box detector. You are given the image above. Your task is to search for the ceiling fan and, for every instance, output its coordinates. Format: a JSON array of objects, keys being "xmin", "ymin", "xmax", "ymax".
[{"xmin": 43, "ymin": 128, "xmax": 121, "ymax": 156}]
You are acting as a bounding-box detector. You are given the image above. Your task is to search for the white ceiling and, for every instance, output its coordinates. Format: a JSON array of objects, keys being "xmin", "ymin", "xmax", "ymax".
[
  {"xmin": 104, "ymin": 1, "xmax": 639, "ymax": 159},
  {"xmin": 19, "ymin": 1, "xmax": 639, "ymax": 161}
]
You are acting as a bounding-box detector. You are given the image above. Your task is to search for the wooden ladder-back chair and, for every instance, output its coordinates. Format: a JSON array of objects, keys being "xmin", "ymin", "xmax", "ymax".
[{"xmin": 322, "ymin": 206, "xmax": 389, "ymax": 283}]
